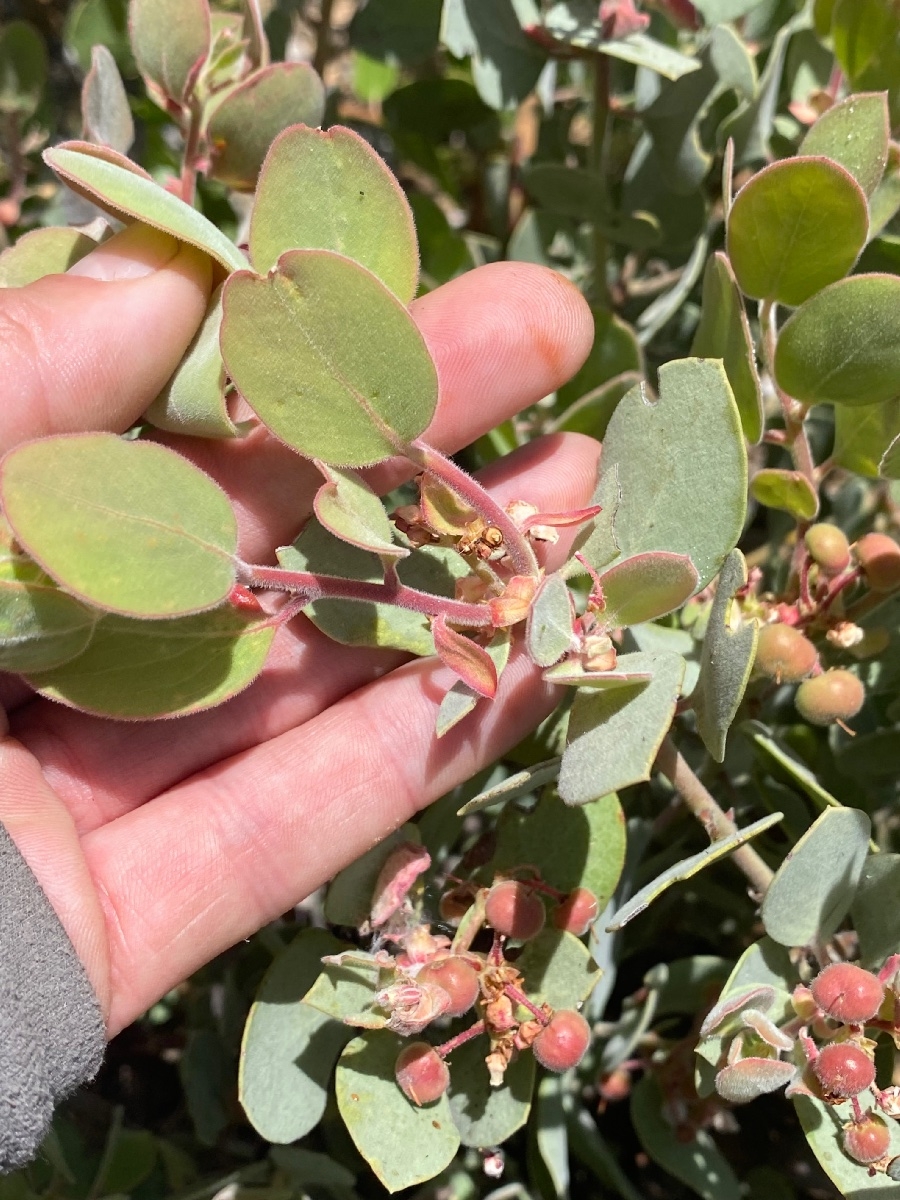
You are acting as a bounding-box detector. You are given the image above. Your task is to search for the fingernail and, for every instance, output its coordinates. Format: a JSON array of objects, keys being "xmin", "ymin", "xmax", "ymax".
[{"xmin": 68, "ymin": 223, "xmax": 181, "ymax": 281}]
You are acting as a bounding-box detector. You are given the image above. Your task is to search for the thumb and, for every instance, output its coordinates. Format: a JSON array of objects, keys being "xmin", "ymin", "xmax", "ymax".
[{"xmin": 0, "ymin": 223, "xmax": 212, "ymax": 454}]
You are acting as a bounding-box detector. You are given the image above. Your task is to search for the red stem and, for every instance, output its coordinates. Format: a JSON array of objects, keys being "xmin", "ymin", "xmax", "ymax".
[
  {"xmin": 435, "ymin": 1019, "xmax": 486, "ymax": 1058},
  {"xmin": 504, "ymin": 983, "xmax": 551, "ymax": 1026}
]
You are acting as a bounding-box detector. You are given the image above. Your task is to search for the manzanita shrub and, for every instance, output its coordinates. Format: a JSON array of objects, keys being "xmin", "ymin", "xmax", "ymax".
[{"xmin": 3, "ymin": 0, "xmax": 900, "ymax": 1197}]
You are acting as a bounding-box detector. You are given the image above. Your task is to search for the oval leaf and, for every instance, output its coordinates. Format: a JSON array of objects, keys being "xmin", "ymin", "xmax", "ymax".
[
  {"xmin": 596, "ymin": 551, "xmax": 699, "ymax": 629},
  {"xmin": 800, "ymin": 92, "xmax": 889, "ymax": 196},
  {"xmin": 207, "ymin": 64, "xmax": 325, "ymax": 191},
  {"xmin": 129, "ymin": 0, "xmax": 210, "ymax": 105},
  {"xmin": 516, "ymin": 929, "xmax": 602, "ymax": 1010},
  {"xmin": 0, "ymin": 435, "xmax": 238, "ymax": 618},
  {"xmin": 82, "ymin": 43, "xmax": 134, "ymax": 153},
  {"xmin": 0, "ymin": 558, "xmax": 98, "ymax": 673},
  {"xmin": 715, "ymin": 1058, "xmax": 795, "ymax": 1104},
  {"xmin": 25, "ymin": 608, "xmax": 274, "ymax": 719},
  {"xmin": 727, "ymin": 157, "xmax": 868, "ymax": 306},
  {"xmin": 795, "ymin": 1094, "xmax": 900, "ymax": 1197},
  {"xmin": 449, "ymin": 1037, "xmax": 534, "ymax": 1149},
  {"xmin": 249, "ymin": 124, "xmax": 419, "ymax": 301},
  {"xmin": 774, "ymin": 273, "xmax": 900, "ymax": 407},
  {"xmin": 221, "ymin": 250, "xmax": 438, "ymax": 466},
  {"xmin": 750, "ymin": 468, "xmax": 820, "ymax": 519},
  {"xmin": 313, "ymin": 463, "xmax": 407, "ymax": 560},
  {"xmin": 432, "ymin": 615, "xmax": 497, "ymax": 698},
  {"xmin": 43, "ymin": 142, "xmax": 247, "ymax": 272},
  {"xmin": 761, "ymin": 807, "xmax": 871, "ymax": 947},
  {"xmin": 851, "ymin": 853, "xmax": 900, "ymax": 969},
  {"xmin": 435, "ymin": 632, "xmax": 509, "ymax": 736},
  {"xmin": 526, "ymin": 571, "xmax": 574, "ymax": 668},
  {"xmin": 0, "ymin": 226, "xmax": 98, "ymax": 288}
]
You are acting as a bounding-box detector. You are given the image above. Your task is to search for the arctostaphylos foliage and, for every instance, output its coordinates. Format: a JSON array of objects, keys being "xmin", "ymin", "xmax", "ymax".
[{"xmin": 1, "ymin": 0, "xmax": 900, "ymax": 1196}]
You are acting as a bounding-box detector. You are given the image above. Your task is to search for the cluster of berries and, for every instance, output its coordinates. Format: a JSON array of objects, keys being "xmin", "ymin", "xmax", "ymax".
[
  {"xmin": 753, "ymin": 527, "xmax": 900, "ymax": 726},
  {"xmin": 392, "ymin": 879, "xmax": 599, "ymax": 1106}
]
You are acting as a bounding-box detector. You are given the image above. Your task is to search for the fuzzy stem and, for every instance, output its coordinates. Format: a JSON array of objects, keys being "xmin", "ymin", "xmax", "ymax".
[
  {"xmin": 407, "ymin": 441, "xmax": 540, "ymax": 577},
  {"xmin": 241, "ymin": 562, "xmax": 493, "ymax": 627},
  {"xmin": 435, "ymin": 1019, "xmax": 486, "ymax": 1059},
  {"xmin": 654, "ymin": 736, "xmax": 775, "ymax": 896},
  {"xmin": 180, "ymin": 96, "xmax": 204, "ymax": 206},
  {"xmin": 504, "ymin": 983, "xmax": 551, "ymax": 1026},
  {"xmin": 759, "ymin": 300, "xmax": 817, "ymax": 489}
]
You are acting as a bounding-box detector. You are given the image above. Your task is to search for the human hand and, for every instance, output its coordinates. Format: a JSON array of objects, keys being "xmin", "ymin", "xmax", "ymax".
[{"xmin": 0, "ymin": 224, "xmax": 596, "ymax": 1038}]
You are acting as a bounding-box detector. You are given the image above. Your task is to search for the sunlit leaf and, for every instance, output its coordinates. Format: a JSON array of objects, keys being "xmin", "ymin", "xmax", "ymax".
[
  {"xmin": 526, "ymin": 572, "xmax": 573, "ymax": 668},
  {"xmin": 82, "ymin": 44, "xmax": 134, "ymax": 152},
  {"xmin": 250, "ymin": 124, "xmax": 418, "ymax": 301},
  {"xmin": 435, "ymin": 633, "xmax": 509, "ymax": 736},
  {"xmin": 441, "ymin": 0, "xmax": 546, "ymax": 110},
  {"xmin": 44, "ymin": 142, "xmax": 247, "ymax": 271},
  {"xmin": 727, "ymin": 157, "xmax": 868, "ymax": 306},
  {"xmin": 517, "ymin": 930, "xmax": 601, "ymax": 1010},
  {"xmin": 432, "ymin": 615, "xmax": 497, "ymax": 698},
  {"xmin": 221, "ymin": 250, "xmax": 438, "ymax": 466},
  {"xmin": 458, "ymin": 758, "xmax": 561, "ymax": 816},
  {"xmin": 795, "ymin": 1094, "xmax": 900, "ymax": 1197},
  {"xmin": 449, "ymin": 1038, "xmax": 534, "ymax": 1148},
  {"xmin": 207, "ymin": 64, "xmax": 325, "ymax": 191},
  {"xmin": 0, "ymin": 227, "xmax": 98, "ymax": 288},
  {"xmin": 542, "ymin": 2, "xmax": 701, "ymax": 80},
  {"xmin": 834, "ymin": 397, "xmax": 900, "ymax": 477},
  {"xmin": 313, "ymin": 464, "xmax": 407, "ymax": 560},
  {"xmin": 595, "ymin": 552, "xmax": 699, "ymax": 629},
  {"xmin": 0, "ymin": 557, "xmax": 98, "ymax": 673},
  {"xmin": 851, "ymin": 853, "xmax": 900, "ymax": 970},
  {"xmin": 800, "ymin": 91, "xmax": 889, "ymax": 195},
  {"xmin": 751, "ymin": 468, "xmax": 819, "ymax": 519},
  {"xmin": 129, "ymin": 0, "xmax": 210, "ymax": 105}
]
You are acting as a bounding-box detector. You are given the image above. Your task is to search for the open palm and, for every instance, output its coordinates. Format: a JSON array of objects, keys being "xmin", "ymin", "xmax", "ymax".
[{"xmin": 0, "ymin": 225, "xmax": 596, "ymax": 1039}]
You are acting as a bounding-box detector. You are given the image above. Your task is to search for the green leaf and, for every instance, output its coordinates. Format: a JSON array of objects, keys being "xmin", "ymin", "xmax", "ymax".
[
  {"xmin": 350, "ymin": 0, "xmax": 442, "ymax": 66},
  {"xmin": 868, "ymin": 145, "xmax": 900, "ymax": 236},
  {"xmin": 691, "ymin": 251, "xmax": 763, "ymax": 444},
  {"xmin": 0, "ymin": 558, "xmax": 98, "ymax": 673},
  {"xmin": 269, "ymin": 1146, "xmax": 356, "ymax": 1191},
  {"xmin": 279, "ymin": 526, "xmax": 468, "ymax": 655},
  {"xmin": 526, "ymin": 572, "xmax": 573, "ymax": 668},
  {"xmin": 694, "ymin": 551, "xmax": 759, "ymax": 763},
  {"xmin": 794, "ymin": 1094, "xmax": 900, "ymax": 1198},
  {"xmin": 441, "ymin": 0, "xmax": 546, "ymax": 110},
  {"xmin": 606, "ymin": 813, "xmax": 783, "ymax": 932},
  {"xmin": 834, "ymin": 397, "xmax": 900, "ymax": 477},
  {"xmin": 565, "ymin": 464, "xmax": 620, "ymax": 578},
  {"xmin": 524, "ymin": 165, "xmax": 661, "ymax": 249},
  {"xmin": 834, "ymin": 728, "xmax": 900, "ymax": 782},
  {"xmin": 207, "ymin": 65, "xmax": 325, "ymax": 191},
  {"xmin": 336, "ymin": 1031, "xmax": 460, "ymax": 1194},
  {"xmin": 727, "ymin": 157, "xmax": 868, "ymax": 306},
  {"xmin": 534, "ymin": 1073, "xmax": 568, "ymax": 1200},
  {"xmin": 325, "ymin": 823, "xmax": 421, "ymax": 927},
  {"xmin": 517, "ymin": 929, "xmax": 601, "ymax": 1010},
  {"xmin": 632, "ymin": 1074, "xmax": 741, "ymax": 1200},
  {"xmin": 744, "ymin": 721, "xmax": 844, "ymax": 816},
  {"xmin": 693, "ymin": 0, "xmax": 769, "ymax": 19},
  {"xmin": 82, "ymin": 43, "xmax": 134, "ymax": 153},
  {"xmin": 598, "ymin": 361, "xmax": 745, "ymax": 589},
  {"xmin": 180, "ymin": 1030, "xmax": 231, "ymax": 1147},
  {"xmin": 313, "ymin": 464, "xmax": 407, "ymax": 560},
  {"xmin": 303, "ymin": 959, "xmax": 384, "ymax": 1027},
  {"xmin": 0, "ymin": 435, "xmax": 237, "ymax": 618},
  {"xmin": 775, "ymin": 274, "xmax": 900, "ymax": 407},
  {"xmin": 239, "ymin": 929, "xmax": 352, "ymax": 1143},
  {"xmin": 493, "ymin": 791, "xmax": 626, "ymax": 912},
  {"xmin": 542, "ymin": 661, "xmax": 653, "ymax": 690},
  {"xmin": 129, "ymin": 0, "xmax": 210, "ymax": 105},
  {"xmin": 457, "ymin": 758, "xmax": 561, "ymax": 816},
  {"xmin": 557, "ymin": 309, "xmax": 643, "ymax": 414},
  {"xmin": 0, "ymin": 20, "xmax": 47, "ymax": 117},
  {"xmin": 851, "ymin": 853, "xmax": 900, "ymax": 969},
  {"xmin": 559, "ymin": 651, "xmax": 685, "ymax": 806},
  {"xmin": 221, "ymin": 250, "xmax": 438, "ymax": 467},
  {"xmin": 97, "ymin": 1129, "xmax": 157, "ymax": 1196},
  {"xmin": 553, "ymin": 373, "xmax": 642, "ymax": 441},
  {"xmin": 25, "ymin": 607, "xmax": 274, "ymax": 719},
  {"xmin": 43, "ymin": 143, "xmax": 247, "ymax": 272},
  {"xmin": 596, "ymin": 552, "xmax": 699, "ymax": 629},
  {"xmin": 0, "ymin": 227, "xmax": 98, "ymax": 288},
  {"xmin": 144, "ymin": 285, "xmax": 241, "ymax": 438},
  {"xmin": 449, "ymin": 1037, "xmax": 534, "ymax": 1148},
  {"xmin": 542, "ymin": 3, "xmax": 701, "ymax": 81},
  {"xmin": 65, "ymin": 0, "xmax": 134, "ymax": 77},
  {"xmin": 832, "ymin": 0, "xmax": 900, "ymax": 126},
  {"xmin": 250, "ymin": 124, "xmax": 418, "ymax": 301},
  {"xmin": 760, "ymin": 807, "xmax": 871, "ymax": 947},
  {"xmin": 800, "ymin": 92, "xmax": 889, "ymax": 196},
  {"xmin": 750, "ymin": 469, "xmax": 820, "ymax": 520}
]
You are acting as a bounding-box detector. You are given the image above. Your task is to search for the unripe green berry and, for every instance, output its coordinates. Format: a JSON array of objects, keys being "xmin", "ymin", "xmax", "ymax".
[
  {"xmin": 813, "ymin": 1042, "xmax": 875, "ymax": 1098},
  {"xmin": 553, "ymin": 888, "xmax": 600, "ymax": 935},
  {"xmin": 417, "ymin": 957, "xmax": 480, "ymax": 1017},
  {"xmin": 805, "ymin": 523, "xmax": 851, "ymax": 575},
  {"xmin": 755, "ymin": 624, "xmax": 819, "ymax": 683},
  {"xmin": 810, "ymin": 962, "xmax": 884, "ymax": 1025},
  {"xmin": 533, "ymin": 1009, "xmax": 591, "ymax": 1072},
  {"xmin": 395, "ymin": 1042, "xmax": 450, "ymax": 1105},
  {"xmin": 843, "ymin": 1113, "xmax": 891, "ymax": 1165},
  {"xmin": 855, "ymin": 533, "xmax": 900, "ymax": 593},
  {"xmin": 795, "ymin": 670, "xmax": 865, "ymax": 726},
  {"xmin": 485, "ymin": 881, "xmax": 545, "ymax": 940}
]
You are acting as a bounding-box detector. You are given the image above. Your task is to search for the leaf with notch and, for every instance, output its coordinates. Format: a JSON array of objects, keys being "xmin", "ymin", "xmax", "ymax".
[{"xmin": 221, "ymin": 250, "xmax": 438, "ymax": 467}]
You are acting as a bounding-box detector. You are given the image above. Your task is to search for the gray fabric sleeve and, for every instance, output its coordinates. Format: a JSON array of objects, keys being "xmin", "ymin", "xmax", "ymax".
[{"xmin": 0, "ymin": 820, "xmax": 106, "ymax": 1173}]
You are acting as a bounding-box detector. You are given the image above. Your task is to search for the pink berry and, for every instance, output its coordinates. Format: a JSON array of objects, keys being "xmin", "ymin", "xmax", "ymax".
[
  {"xmin": 485, "ymin": 881, "xmax": 545, "ymax": 940},
  {"xmin": 795, "ymin": 670, "xmax": 865, "ymax": 726},
  {"xmin": 553, "ymin": 888, "xmax": 600, "ymax": 935},
  {"xmin": 417, "ymin": 956, "xmax": 480, "ymax": 1017},
  {"xmin": 810, "ymin": 962, "xmax": 884, "ymax": 1025},
  {"xmin": 843, "ymin": 1113, "xmax": 891, "ymax": 1165},
  {"xmin": 532, "ymin": 1010, "xmax": 591, "ymax": 1072},
  {"xmin": 394, "ymin": 1042, "xmax": 450, "ymax": 1106},
  {"xmin": 813, "ymin": 1042, "xmax": 875, "ymax": 1098},
  {"xmin": 755, "ymin": 624, "xmax": 819, "ymax": 683},
  {"xmin": 856, "ymin": 533, "xmax": 900, "ymax": 593}
]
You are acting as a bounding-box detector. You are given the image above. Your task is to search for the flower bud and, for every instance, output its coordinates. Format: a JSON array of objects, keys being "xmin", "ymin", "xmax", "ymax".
[
  {"xmin": 755, "ymin": 624, "xmax": 819, "ymax": 683},
  {"xmin": 485, "ymin": 880, "xmax": 545, "ymax": 940},
  {"xmin": 805, "ymin": 523, "xmax": 852, "ymax": 575},
  {"xmin": 395, "ymin": 1042, "xmax": 450, "ymax": 1105},
  {"xmin": 532, "ymin": 1009, "xmax": 591, "ymax": 1072},
  {"xmin": 795, "ymin": 670, "xmax": 865, "ymax": 726},
  {"xmin": 812, "ymin": 1042, "xmax": 875, "ymax": 1098},
  {"xmin": 855, "ymin": 533, "xmax": 900, "ymax": 593},
  {"xmin": 810, "ymin": 962, "xmax": 884, "ymax": 1025}
]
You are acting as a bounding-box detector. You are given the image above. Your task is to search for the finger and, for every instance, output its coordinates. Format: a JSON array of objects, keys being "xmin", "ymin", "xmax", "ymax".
[
  {"xmin": 15, "ymin": 433, "xmax": 600, "ymax": 831},
  {"xmin": 88, "ymin": 643, "xmax": 563, "ymax": 1035},
  {"xmin": 159, "ymin": 261, "xmax": 594, "ymax": 558},
  {"xmin": 0, "ymin": 224, "xmax": 211, "ymax": 453}
]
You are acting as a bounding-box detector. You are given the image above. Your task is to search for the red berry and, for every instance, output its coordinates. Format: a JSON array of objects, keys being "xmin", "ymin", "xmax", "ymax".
[
  {"xmin": 532, "ymin": 1009, "xmax": 591, "ymax": 1072},
  {"xmin": 805, "ymin": 524, "xmax": 851, "ymax": 575},
  {"xmin": 417, "ymin": 956, "xmax": 480, "ymax": 1017},
  {"xmin": 553, "ymin": 888, "xmax": 600, "ymax": 935},
  {"xmin": 856, "ymin": 533, "xmax": 900, "ymax": 593},
  {"xmin": 394, "ymin": 1042, "xmax": 450, "ymax": 1106},
  {"xmin": 485, "ymin": 881, "xmax": 545, "ymax": 940},
  {"xmin": 812, "ymin": 1042, "xmax": 875, "ymax": 1098},
  {"xmin": 755, "ymin": 624, "xmax": 819, "ymax": 683},
  {"xmin": 795, "ymin": 670, "xmax": 865, "ymax": 726},
  {"xmin": 843, "ymin": 1113, "xmax": 891, "ymax": 1165},
  {"xmin": 810, "ymin": 962, "xmax": 884, "ymax": 1025}
]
